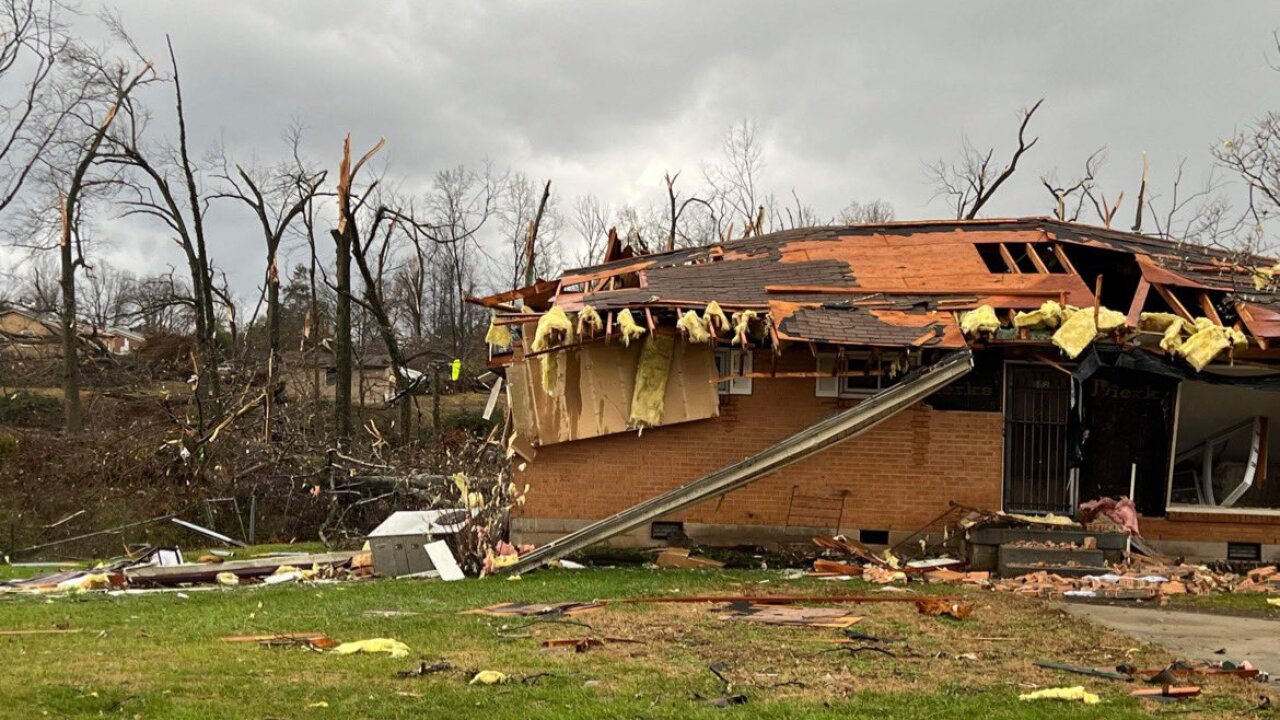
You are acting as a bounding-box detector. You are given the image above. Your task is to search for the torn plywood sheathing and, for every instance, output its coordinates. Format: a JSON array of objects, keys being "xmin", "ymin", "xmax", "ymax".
[
  {"xmin": 628, "ymin": 333, "xmax": 676, "ymax": 428},
  {"xmin": 504, "ymin": 350, "xmax": 973, "ymax": 573},
  {"xmin": 506, "ymin": 336, "xmax": 718, "ymax": 447}
]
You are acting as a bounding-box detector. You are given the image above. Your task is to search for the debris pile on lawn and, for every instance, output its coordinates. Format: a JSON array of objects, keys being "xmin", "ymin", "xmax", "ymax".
[
  {"xmin": 808, "ymin": 498, "xmax": 1280, "ymax": 602},
  {"xmin": 2, "ymin": 547, "xmax": 375, "ymax": 595}
]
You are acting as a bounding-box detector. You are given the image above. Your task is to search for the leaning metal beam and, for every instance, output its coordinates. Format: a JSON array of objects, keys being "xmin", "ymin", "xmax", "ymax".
[{"xmin": 505, "ymin": 349, "xmax": 974, "ymax": 574}]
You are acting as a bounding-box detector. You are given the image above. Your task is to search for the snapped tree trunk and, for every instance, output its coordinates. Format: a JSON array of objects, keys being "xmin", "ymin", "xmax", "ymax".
[
  {"xmin": 59, "ymin": 198, "xmax": 81, "ymax": 432},
  {"xmin": 333, "ymin": 225, "xmax": 353, "ymax": 444}
]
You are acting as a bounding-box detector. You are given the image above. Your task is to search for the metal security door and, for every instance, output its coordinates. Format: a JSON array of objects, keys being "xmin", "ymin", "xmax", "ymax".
[{"xmin": 1003, "ymin": 364, "xmax": 1073, "ymax": 514}]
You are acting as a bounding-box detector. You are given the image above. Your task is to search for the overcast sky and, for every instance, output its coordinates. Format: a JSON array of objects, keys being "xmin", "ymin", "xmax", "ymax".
[{"xmin": 27, "ymin": 1, "xmax": 1280, "ymax": 301}]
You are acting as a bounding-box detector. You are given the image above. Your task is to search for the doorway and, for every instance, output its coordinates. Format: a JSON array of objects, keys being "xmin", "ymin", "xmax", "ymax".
[{"xmin": 1004, "ymin": 364, "xmax": 1074, "ymax": 514}]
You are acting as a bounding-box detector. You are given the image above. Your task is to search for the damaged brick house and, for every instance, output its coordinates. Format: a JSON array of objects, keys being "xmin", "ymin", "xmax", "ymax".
[{"xmin": 468, "ymin": 218, "xmax": 1280, "ymax": 564}]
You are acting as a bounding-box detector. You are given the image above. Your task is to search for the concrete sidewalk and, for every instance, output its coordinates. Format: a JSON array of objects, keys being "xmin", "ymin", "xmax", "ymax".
[{"xmin": 1056, "ymin": 602, "xmax": 1280, "ymax": 675}]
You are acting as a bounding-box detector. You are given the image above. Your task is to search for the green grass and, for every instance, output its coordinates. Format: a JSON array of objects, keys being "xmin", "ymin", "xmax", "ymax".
[
  {"xmin": 1166, "ymin": 591, "xmax": 1280, "ymax": 618},
  {"xmin": 0, "ymin": 566, "xmax": 1260, "ymax": 719}
]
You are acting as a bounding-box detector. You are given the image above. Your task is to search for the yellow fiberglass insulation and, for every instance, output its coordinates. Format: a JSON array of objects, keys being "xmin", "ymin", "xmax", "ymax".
[
  {"xmin": 1051, "ymin": 310, "xmax": 1097, "ymax": 359},
  {"xmin": 677, "ymin": 310, "xmax": 712, "ymax": 343},
  {"xmin": 617, "ymin": 309, "xmax": 646, "ymax": 347},
  {"xmin": 531, "ymin": 306, "xmax": 573, "ymax": 352},
  {"xmin": 703, "ymin": 301, "xmax": 731, "ymax": 337},
  {"xmin": 1138, "ymin": 312, "xmax": 1182, "ymax": 333},
  {"xmin": 576, "ymin": 305, "xmax": 603, "ymax": 336},
  {"xmin": 730, "ymin": 310, "xmax": 758, "ymax": 346},
  {"xmin": 484, "ymin": 315, "xmax": 512, "ymax": 350},
  {"xmin": 530, "ymin": 306, "xmax": 574, "ymax": 396},
  {"xmin": 1095, "ymin": 307, "xmax": 1127, "ymax": 332},
  {"xmin": 1050, "ymin": 305, "xmax": 1128, "ymax": 359},
  {"xmin": 627, "ymin": 333, "xmax": 675, "ymax": 429},
  {"xmin": 959, "ymin": 305, "xmax": 1000, "ymax": 336},
  {"xmin": 1013, "ymin": 300, "xmax": 1063, "ymax": 330},
  {"xmin": 1255, "ymin": 263, "xmax": 1280, "ymax": 291},
  {"xmin": 1160, "ymin": 318, "xmax": 1186, "ymax": 352},
  {"xmin": 1176, "ymin": 318, "xmax": 1248, "ymax": 371}
]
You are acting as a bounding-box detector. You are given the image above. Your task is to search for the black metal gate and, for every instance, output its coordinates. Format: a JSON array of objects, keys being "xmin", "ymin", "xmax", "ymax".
[{"xmin": 1003, "ymin": 364, "xmax": 1073, "ymax": 514}]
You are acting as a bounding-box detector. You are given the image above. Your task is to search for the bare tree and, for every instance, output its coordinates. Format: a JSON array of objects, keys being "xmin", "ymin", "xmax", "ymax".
[
  {"xmin": 838, "ymin": 199, "xmax": 895, "ymax": 225},
  {"xmin": 663, "ymin": 171, "xmax": 717, "ymax": 251},
  {"xmin": 928, "ymin": 99, "xmax": 1044, "ymax": 219},
  {"xmin": 212, "ymin": 127, "xmax": 326, "ymax": 366},
  {"xmin": 100, "ymin": 36, "xmax": 225, "ymax": 422},
  {"xmin": 80, "ymin": 259, "xmax": 134, "ymax": 329},
  {"xmin": 703, "ymin": 118, "xmax": 765, "ymax": 236},
  {"xmin": 570, "ymin": 193, "xmax": 610, "ymax": 266},
  {"xmin": 1216, "ymin": 113, "xmax": 1280, "ymax": 256},
  {"xmin": 1041, "ymin": 149, "xmax": 1105, "ymax": 222},
  {"xmin": 425, "ymin": 165, "xmax": 498, "ymax": 361},
  {"xmin": 497, "ymin": 171, "xmax": 557, "ymax": 290},
  {"xmin": 332, "ymin": 141, "xmax": 497, "ymax": 445},
  {"xmin": 0, "ymin": 0, "xmax": 74, "ymax": 215}
]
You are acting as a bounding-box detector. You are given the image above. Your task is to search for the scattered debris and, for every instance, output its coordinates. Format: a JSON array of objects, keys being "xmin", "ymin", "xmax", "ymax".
[
  {"xmin": 331, "ymin": 638, "xmax": 410, "ymax": 659},
  {"xmin": 1130, "ymin": 686, "xmax": 1201, "ymax": 699},
  {"xmin": 219, "ymin": 633, "xmax": 338, "ymax": 650},
  {"xmin": 1035, "ymin": 661, "xmax": 1132, "ymax": 681},
  {"xmin": 1018, "ymin": 686, "xmax": 1101, "ymax": 704},
  {"xmin": 466, "ymin": 601, "xmax": 606, "ymax": 618},
  {"xmin": 656, "ymin": 548, "xmax": 725, "ymax": 569},
  {"xmin": 425, "ymin": 540, "xmax": 465, "ymax": 581},
  {"xmin": 913, "ymin": 597, "xmax": 972, "ymax": 620},
  {"xmin": 538, "ymin": 636, "xmax": 640, "ymax": 652},
  {"xmin": 720, "ymin": 602, "xmax": 863, "ymax": 629},
  {"xmin": 396, "ymin": 661, "xmax": 452, "ymax": 678},
  {"xmin": 469, "ymin": 670, "xmax": 508, "ymax": 685}
]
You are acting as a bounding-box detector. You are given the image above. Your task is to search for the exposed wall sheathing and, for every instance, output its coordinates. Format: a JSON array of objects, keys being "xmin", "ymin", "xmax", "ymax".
[{"xmin": 506, "ymin": 333, "xmax": 719, "ymax": 447}]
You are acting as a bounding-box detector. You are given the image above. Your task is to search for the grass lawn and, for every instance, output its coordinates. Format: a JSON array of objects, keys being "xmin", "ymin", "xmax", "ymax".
[
  {"xmin": 1167, "ymin": 591, "xmax": 1280, "ymax": 618},
  {"xmin": 0, "ymin": 565, "xmax": 1268, "ymax": 719}
]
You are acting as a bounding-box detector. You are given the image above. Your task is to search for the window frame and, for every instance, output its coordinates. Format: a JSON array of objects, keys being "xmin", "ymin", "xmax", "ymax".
[{"xmin": 715, "ymin": 348, "xmax": 753, "ymax": 396}]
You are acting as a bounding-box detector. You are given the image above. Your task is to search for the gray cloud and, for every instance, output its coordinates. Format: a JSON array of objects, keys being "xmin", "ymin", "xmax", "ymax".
[{"xmin": 27, "ymin": 0, "xmax": 1280, "ymax": 303}]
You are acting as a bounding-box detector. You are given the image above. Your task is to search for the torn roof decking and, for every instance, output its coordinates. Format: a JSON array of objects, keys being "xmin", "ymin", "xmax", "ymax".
[
  {"xmin": 770, "ymin": 301, "xmax": 967, "ymax": 349},
  {"xmin": 475, "ymin": 217, "xmax": 1280, "ymax": 350}
]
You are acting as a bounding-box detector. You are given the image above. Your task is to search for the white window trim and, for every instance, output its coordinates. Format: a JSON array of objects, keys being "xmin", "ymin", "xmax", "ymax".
[
  {"xmin": 716, "ymin": 348, "xmax": 752, "ymax": 396},
  {"xmin": 815, "ymin": 351, "xmax": 887, "ymax": 398}
]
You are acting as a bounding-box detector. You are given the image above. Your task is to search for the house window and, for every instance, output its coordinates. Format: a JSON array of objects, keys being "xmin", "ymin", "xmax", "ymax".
[
  {"xmin": 815, "ymin": 352, "xmax": 901, "ymax": 398},
  {"xmin": 715, "ymin": 349, "xmax": 752, "ymax": 395}
]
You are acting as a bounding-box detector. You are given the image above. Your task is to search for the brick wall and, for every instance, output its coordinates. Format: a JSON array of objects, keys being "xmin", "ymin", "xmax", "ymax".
[{"xmin": 513, "ymin": 348, "xmax": 1005, "ymax": 541}]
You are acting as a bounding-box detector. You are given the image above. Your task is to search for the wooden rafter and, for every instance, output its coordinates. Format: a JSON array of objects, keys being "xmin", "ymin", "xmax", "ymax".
[
  {"xmin": 1052, "ymin": 244, "xmax": 1078, "ymax": 275},
  {"xmin": 1126, "ymin": 278, "xmax": 1151, "ymax": 328},
  {"xmin": 1198, "ymin": 292, "xmax": 1223, "ymax": 326},
  {"xmin": 1152, "ymin": 283, "xmax": 1194, "ymax": 322},
  {"xmin": 998, "ymin": 243, "xmax": 1022, "ymax": 274},
  {"xmin": 1024, "ymin": 243, "xmax": 1049, "ymax": 273}
]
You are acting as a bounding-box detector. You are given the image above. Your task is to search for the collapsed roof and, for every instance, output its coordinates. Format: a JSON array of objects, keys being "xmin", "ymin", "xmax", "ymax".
[{"xmin": 471, "ymin": 217, "xmax": 1280, "ymax": 360}]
